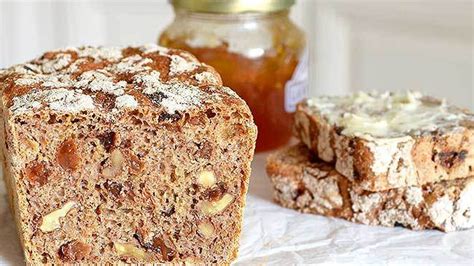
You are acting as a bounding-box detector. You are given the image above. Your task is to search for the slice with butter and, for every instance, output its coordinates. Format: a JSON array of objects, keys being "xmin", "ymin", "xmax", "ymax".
[{"xmin": 294, "ymin": 91, "xmax": 474, "ymax": 191}]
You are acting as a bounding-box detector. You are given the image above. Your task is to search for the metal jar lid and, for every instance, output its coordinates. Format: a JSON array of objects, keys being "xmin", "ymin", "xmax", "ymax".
[{"xmin": 170, "ymin": 0, "xmax": 295, "ymax": 13}]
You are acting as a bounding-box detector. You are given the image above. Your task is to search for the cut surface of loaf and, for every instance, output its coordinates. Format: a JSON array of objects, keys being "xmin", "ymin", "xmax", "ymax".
[
  {"xmin": 294, "ymin": 91, "xmax": 474, "ymax": 191},
  {"xmin": 0, "ymin": 44, "xmax": 257, "ymax": 264},
  {"xmin": 266, "ymin": 144, "xmax": 474, "ymax": 232}
]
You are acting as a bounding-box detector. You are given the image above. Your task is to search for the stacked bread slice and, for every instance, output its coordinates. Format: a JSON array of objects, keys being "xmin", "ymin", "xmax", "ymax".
[{"xmin": 266, "ymin": 91, "xmax": 474, "ymax": 232}]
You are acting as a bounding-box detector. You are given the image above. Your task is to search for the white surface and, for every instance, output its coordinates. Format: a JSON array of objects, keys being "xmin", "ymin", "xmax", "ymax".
[{"xmin": 0, "ymin": 152, "xmax": 473, "ymax": 265}]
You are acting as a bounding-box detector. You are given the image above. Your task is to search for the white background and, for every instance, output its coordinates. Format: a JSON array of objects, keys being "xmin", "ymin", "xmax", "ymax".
[{"xmin": 0, "ymin": 0, "xmax": 473, "ymax": 108}]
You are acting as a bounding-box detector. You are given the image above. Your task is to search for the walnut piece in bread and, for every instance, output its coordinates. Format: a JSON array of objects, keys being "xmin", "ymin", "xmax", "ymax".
[
  {"xmin": 294, "ymin": 91, "xmax": 474, "ymax": 191},
  {"xmin": 0, "ymin": 44, "xmax": 257, "ymax": 264},
  {"xmin": 266, "ymin": 144, "xmax": 474, "ymax": 232}
]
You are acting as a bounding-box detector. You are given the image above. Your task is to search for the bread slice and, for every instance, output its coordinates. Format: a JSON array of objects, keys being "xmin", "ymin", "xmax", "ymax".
[
  {"xmin": 266, "ymin": 144, "xmax": 474, "ymax": 232},
  {"xmin": 0, "ymin": 44, "xmax": 257, "ymax": 264},
  {"xmin": 294, "ymin": 91, "xmax": 474, "ymax": 191}
]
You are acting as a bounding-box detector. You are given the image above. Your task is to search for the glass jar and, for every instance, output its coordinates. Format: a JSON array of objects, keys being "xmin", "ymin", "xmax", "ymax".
[{"xmin": 159, "ymin": 0, "xmax": 307, "ymax": 152}]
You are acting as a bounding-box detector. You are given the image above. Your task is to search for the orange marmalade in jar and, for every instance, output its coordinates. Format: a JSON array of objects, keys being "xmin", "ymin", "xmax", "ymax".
[{"xmin": 160, "ymin": 0, "xmax": 307, "ymax": 152}]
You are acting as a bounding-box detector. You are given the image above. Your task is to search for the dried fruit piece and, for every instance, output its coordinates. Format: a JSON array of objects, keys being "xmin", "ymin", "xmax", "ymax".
[
  {"xmin": 151, "ymin": 237, "xmax": 176, "ymax": 262},
  {"xmin": 39, "ymin": 201, "xmax": 77, "ymax": 233},
  {"xmin": 103, "ymin": 180, "xmax": 134, "ymax": 201},
  {"xmin": 199, "ymin": 193, "xmax": 234, "ymax": 215},
  {"xmin": 58, "ymin": 240, "xmax": 91, "ymax": 262},
  {"xmin": 97, "ymin": 131, "xmax": 117, "ymax": 152},
  {"xmin": 197, "ymin": 170, "xmax": 216, "ymax": 188},
  {"xmin": 25, "ymin": 162, "xmax": 50, "ymax": 186},
  {"xmin": 57, "ymin": 139, "xmax": 81, "ymax": 171},
  {"xmin": 114, "ymin": 243, "xmax": 147, "ymax": 259},
  {"xmin": 134, "ymin": 231, "xmax": 176, "ymax": 262},
  {"xmin": 205, "ymin": 183, "xmax": 226, "ymax": 201},
  {"xmin": 126, "ymin": 152, "xmax": 144, "ymax": 175},
  {"xmin": 102, "ymin": 149, "xmax": 124, "ymax": 177},
  {"xmin": 197, "ymin": 221, "xmax": 214, "ymax": 238}
]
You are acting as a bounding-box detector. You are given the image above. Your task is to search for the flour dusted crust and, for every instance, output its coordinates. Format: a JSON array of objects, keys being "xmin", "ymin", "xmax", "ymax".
[
  {"xmin": 266, "ymin": 144, "xmax": 474, "ymax": 232},
  {"xmin": 294, "ymin": 92, "xmax": 474, "ymax": 191},
  {"xmin": 0, "ymin": 44, "xmax": 257, "ymax": 264},
  {"xmin": 0, "ymin": 44, "xmax": 226, "ymax": 116}
]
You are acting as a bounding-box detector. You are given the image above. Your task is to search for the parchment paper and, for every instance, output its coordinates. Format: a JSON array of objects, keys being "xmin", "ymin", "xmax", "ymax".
[{"xmin": 0, "ymin": 153, "xmax": 473, "ymax": 265}]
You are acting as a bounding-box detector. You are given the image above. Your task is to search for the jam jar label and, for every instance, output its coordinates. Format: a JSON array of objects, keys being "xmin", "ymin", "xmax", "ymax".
[{"xmin": 284, "ymin": 48, "xmax": 309, "ymax": 112}]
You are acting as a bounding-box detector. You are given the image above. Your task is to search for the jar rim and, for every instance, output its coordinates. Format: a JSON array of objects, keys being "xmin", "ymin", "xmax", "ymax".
[{"xmin": 170, "ymin": 0, "xmax": 295, "ymax": 14}]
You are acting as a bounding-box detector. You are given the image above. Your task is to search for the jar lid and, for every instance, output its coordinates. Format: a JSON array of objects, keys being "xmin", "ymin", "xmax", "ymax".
[{"xmin": 171, "ymin": 0, "xmax": 295, "ymax": 13}]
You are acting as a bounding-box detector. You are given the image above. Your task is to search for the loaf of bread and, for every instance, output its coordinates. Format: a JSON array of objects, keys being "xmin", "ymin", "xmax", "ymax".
[
  {"xmin": 266, "ymin": 144, "xmax": 474, "ymax": 232},
  {"xmin": 0, "ymin": 44, "xmax": 257, "ymax": 264},
  {"xmin": 294, "ymin": 91, "xmax": 474, "ymax": 191}
]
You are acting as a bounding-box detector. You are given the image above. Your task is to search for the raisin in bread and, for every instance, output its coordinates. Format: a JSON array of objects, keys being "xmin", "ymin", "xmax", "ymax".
[
  {"xmin": 266, "ymin": 144, "xmax": 474, "ymax": 232},
  {"xmin": 0, "ymin": 44, "xmax": 257, "ymax": 264},
  {"xmin": 294, "ymin": 91, "xmax": 474, "ymax": 191}
]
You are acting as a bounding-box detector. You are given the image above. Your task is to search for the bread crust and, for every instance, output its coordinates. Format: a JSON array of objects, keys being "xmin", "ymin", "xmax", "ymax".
[
  {"xmin": 266, "ymin": 144, "xmax": 474, "ymax": 232},
  {"xmin": 294, "ymin": 103, "xmax": 474, "ymax": 191}
]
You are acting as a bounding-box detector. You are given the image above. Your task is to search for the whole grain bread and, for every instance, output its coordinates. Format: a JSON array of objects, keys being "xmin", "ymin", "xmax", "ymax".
[
  {"xmin": 294, "ymin": 92, "xmax": 474, "ymax": 191},
  {"xmin": 0, "ymin": 44, "xmax": 257, "ymax": 264},
  {"xmin": 266, "ymin": 144, "xmax": 474, "ymax": 232}
]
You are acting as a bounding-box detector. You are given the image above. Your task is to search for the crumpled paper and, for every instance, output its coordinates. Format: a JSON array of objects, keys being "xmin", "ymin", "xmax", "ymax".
[
  {"xmin": 235, "ymin": 153, "xmax": 474, "ymax": 265},
  {"xmin": 1, "ymin": 153, "xmax": 473, "ymax": 265}
]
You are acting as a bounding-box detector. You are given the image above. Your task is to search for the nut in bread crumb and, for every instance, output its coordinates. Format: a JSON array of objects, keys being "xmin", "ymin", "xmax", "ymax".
[
  {"xmin": 197, "ymin": 170, "xmax": 216, "ymax": 188},
  {"xmin": 111, "ymin": 149, "xmax": 125, "ymax": 167},
  {"xmin": 20, "ymin": 136, "xmax": 39, "ymax": 161},
  {"xmin": 183, "ymin": 257, "xmax": 204, "ymax": 265},
  {"xmin": 197, "ymin": 221, "xmax": 215, "ymax": 238},
  {"xmin": 57, "ymin": 139, "xmax": 81, "ymax": 171},
  {"xmin": 102, "ymin": 149, "xmax": 124, "ymax": 177},
  {"xmin": 39, "ymin": 201, "xmax": 77, "ymax": 233},
  {"xmin": 114, "ymin": 243, "xmax": 148, "ymax": 259},
  {"xmin": 59, "ymin": 240, "xmax": 92, "ymax": 262},
  {"xmin": 97, "ymin": 131, "xmax": 117, "ymax": 153},
  {"xmin": 199, "ymin": 193, "xmax": 234, "ymax": 215}
]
